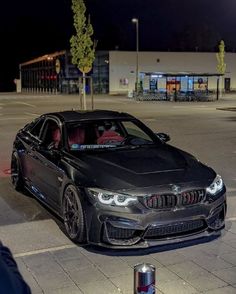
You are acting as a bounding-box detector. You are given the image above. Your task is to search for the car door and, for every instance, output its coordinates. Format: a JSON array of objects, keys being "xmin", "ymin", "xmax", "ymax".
[
  {"xmin": 19, "ymin": 117, "xmax": 45, "ymax": 188},
  {"xmin": 30, "ymin": 117, "xmax": 65, "ymax": 209}
]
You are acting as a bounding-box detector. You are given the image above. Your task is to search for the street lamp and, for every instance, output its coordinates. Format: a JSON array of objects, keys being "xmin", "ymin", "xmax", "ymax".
[{"xmin": 132, "ymin": 18, "xmax": 139, "ymax": 93}]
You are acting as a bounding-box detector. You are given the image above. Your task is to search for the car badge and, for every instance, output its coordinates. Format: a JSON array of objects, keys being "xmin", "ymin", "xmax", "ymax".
[{"xmin": 171, "ymin": 184, "xmax": 181, "ymax": 194}]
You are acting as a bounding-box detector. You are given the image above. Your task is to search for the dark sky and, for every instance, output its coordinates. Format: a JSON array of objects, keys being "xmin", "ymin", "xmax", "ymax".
[{"xmin": 0, "ymin": 0, "xmax": 236, "ymax": 91}]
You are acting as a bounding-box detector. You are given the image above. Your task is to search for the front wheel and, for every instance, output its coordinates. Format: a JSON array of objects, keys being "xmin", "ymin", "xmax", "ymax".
[
  {"xmin": 11, "ymin": 151, "xmax": 24, "ymax": 191},
  {"xmin": 62, "ymin": 185, "xmax": 86, "ymax": 243}
]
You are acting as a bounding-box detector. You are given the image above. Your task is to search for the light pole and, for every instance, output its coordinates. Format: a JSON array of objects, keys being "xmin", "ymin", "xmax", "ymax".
[{"xmin": 132, "ymin": 18, "xmax": 139, "ymax": 94}]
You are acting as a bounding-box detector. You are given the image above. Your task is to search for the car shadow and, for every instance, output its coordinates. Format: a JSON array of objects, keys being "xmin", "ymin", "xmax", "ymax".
[
  {"xmin": 225, "ymin": 116, "xmax": 236, "ymax": 122},
  {"xmin": 0, "ymin": 177, "xmax": 53, "ymax": 225}
]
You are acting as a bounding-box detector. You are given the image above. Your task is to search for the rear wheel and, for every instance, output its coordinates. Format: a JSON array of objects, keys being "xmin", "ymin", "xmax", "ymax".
[
  {"xmin": 62, "ymin": 185, "xmax": 86, "ymax": 243},
  {"xmin": 11, "ymin": 151, "xmax": 24, "ymax": 191}
]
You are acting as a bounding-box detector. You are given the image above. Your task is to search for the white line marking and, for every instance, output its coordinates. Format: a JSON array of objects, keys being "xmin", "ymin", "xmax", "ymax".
[
  {"xmin": 227, "ymin": 187, "xmax": 236, "ymax": 192},
  {"xmin": 145, "ymin": 118, "xmax": 156, "ymax": 122},
  {"xmin": 24, "ymin": 112, "xmax": 39, "ymax": 117},
  {"xmin": 13, "ymin": 244, "xmax": 76, "ymax": 258},
  {"xmin": 226, "ymin": 217, "xmax": 236, "ymax": 221},
  {"xmin": 0, "ymin": 117, "xmax": 27, "ymax": 121},
  {"xmin": 14, "ymin": 102, "xmax": 36, "ymax": 108}
]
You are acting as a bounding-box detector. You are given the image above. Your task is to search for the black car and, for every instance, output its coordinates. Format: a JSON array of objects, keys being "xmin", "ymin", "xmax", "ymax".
[{"xmin": 11, "ymin": 110, "xmax": 226, "ymax": 248}]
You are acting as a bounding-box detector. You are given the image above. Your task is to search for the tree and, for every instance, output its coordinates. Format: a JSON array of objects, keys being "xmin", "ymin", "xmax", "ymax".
[
  {"xmin": 70, "ymin": 0, "xmax": 95, "ymax": 110},
  {"xmin": 216, "ymin": 40, "xmax": 226, "ymax": 98},
  {"xmin": 216, "ymin": 40, "xmax": 226, "ymax": 74}
]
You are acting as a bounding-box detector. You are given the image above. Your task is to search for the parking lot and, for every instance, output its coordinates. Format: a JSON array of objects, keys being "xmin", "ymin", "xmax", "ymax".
[{"xmin": 1, "ymin": 92, "xmax": 236, "ymax": 293}]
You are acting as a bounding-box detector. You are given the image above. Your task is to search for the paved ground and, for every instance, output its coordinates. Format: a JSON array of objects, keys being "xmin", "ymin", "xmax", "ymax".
[
  {"xmin": 10, "ymin": 230, "xmax": 236, "ymax": 294},
  {"xmin": 1, "ymin": 92, "xmax": 236, "ymax": 293}
]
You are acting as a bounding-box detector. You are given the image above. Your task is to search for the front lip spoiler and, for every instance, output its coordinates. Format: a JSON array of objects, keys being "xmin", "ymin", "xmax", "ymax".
[{"xmin": 90, "ymin": 226, "xmax": 224, "ymax": 249}]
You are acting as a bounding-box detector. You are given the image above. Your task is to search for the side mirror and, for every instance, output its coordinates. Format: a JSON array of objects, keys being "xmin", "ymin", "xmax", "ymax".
[
  {"xmin": 47, "ymin": 141, "xmax": 57, "ymax": 151},
  {"xmin": 48, "ymin": 142, "xmax": 61, "ymax": 156},
  {"xmin": 156, "ymin": 132, "xmax": 170, "ymax": 143},
  {"xmin": 35, "ymin": 142, "xmax": 61, "ymax": 159},
  {"xmin": 35, "ymin": 141, "xmax": 45, "ymax": 151}
]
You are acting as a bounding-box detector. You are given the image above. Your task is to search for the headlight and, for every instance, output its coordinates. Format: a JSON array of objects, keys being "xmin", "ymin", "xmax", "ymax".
[
  {"xmin": 88, "ymin": 188, "xmax": 137, "ymax": 206},
  {"xmin": 206, "ymin": 175, "xmax": 223, "ymax": 195}
]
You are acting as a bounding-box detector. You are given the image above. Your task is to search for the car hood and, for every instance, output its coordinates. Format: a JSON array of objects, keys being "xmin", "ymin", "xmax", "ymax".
[{"xmin": 69, "ymin": 144, "xmax": 216, "ymax": 190}]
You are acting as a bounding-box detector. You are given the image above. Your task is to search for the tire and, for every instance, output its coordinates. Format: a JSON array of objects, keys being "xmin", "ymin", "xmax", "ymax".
[
  {"xmin": 62, "ymin": 185, "xmax": 86, "ymax": 243},
  {"xmin": 11, "ymin": 151, "xmax": 24, "ymax": 191}
]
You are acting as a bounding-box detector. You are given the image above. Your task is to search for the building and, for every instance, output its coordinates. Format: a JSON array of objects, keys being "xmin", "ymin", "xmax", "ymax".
[
  {"xmin": 20, "ymin": 50, "xmax": 235, "ymax": 99},
  {"xmin": 20, "ymin": 50, "xmax": 109, "ymax": 95},
  {"xmin": 109, "ymin": 51, "xmax": 234, "ymax": 98}
]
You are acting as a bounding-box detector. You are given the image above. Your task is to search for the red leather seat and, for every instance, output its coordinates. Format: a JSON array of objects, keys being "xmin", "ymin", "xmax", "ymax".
[
  {"xmin": 97, "ymin": 130, "xmax": 123, "ymax": 144},
  {"xmin": 52, "ymin": 128, "xmax": 61, "ymax": 148},
  {"xmin": 68, "ymin": 128, "xmax": 85, "ymax": 146}
]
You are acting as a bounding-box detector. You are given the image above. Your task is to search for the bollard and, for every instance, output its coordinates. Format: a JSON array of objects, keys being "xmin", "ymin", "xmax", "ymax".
[{"xmin": 134, "ymin": 263, "xmax": 156, "ymax": 294}]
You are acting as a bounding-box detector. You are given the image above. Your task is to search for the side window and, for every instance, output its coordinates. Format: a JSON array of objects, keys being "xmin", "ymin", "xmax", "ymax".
[
  {"xmin": 122, "ymin": 121, "xmax": 152, "ymax": 142},
  {"xmin": 96, "ymin": 121, "xmax": 124, "ymax": 137},
  {"xmin": 28, "ymin": 118, "xmax": 45, "ymax": 138},
  {"xmin": 41, "ymin": 119, "xmax": 61, "ymax": 148}
]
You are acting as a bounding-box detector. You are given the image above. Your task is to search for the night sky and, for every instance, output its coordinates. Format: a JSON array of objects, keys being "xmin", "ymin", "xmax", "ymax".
[{"xmin": 0, "ymin": 0, "xmax": 235, "ymax": 91}]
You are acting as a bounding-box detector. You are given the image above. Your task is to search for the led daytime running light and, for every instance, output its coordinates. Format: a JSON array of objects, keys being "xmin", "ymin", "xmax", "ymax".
[
  {"xmin": 206, "ymin": 175, "xmax": 223, "ymax": 195},
  {"xmin": 89, "ymin": 188, "xmax": 137, "ymax": 206}
]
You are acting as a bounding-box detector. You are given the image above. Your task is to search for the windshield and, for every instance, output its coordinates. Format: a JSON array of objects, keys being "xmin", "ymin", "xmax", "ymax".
[{"xmin": 66, "ymin": 119, "xmax": 158, "ymax": 151}]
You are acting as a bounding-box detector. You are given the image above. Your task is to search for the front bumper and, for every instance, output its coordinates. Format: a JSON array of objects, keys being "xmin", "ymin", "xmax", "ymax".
[{"xmin": 86, "ymin": 191, "xmax": 226, "ymax": 248}]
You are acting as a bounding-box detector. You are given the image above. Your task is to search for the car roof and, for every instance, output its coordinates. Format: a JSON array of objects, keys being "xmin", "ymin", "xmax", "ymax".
[{"xmin": 45, "ymin": 110, "xmax": 135, "ymax": 123}]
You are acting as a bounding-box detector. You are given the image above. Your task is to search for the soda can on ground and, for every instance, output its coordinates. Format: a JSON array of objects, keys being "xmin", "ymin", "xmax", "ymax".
[{"xmin": 134, "ymin": 263, "xmax": 156, "ymax": 294}]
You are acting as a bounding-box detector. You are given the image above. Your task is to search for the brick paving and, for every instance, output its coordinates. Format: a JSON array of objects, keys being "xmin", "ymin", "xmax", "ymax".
[{"xmin": 13, "ymin": 224, "xmax": 236, "ymax": 294}]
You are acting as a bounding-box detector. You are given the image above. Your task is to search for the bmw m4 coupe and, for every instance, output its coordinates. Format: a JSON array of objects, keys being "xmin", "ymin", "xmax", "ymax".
[{"xmin": 11, "ymin": 110, "xmax": 226, "ymax": 248}]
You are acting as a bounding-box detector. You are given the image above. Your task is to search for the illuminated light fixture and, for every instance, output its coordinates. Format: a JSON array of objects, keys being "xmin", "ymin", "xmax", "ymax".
[
  {"xmin": 132, "ymin": 18, "xmax": 138, "ymax": 23},
  {"xmin": 131, "ymin": 18, "xmax": 139, "ymax": 94}
]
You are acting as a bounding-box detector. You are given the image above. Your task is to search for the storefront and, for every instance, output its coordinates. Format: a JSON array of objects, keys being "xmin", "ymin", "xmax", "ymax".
[
  {"xmin": 140, "ymin": 72, "xmax": 221, "ymax": 101},
  {"xmin": 20, "ymin": 51, "xmax": 109, "ymax": 94},
  {"xmin": 146, "ymin": 74, "xmax": 209, "ymax": 93},
  {"xmin": 108, "ymin": 51, "xmax": 236, "ymax": 97},
  {"xmin": 20, "ymin": 51, "xmax": 66, "ymax": 93}
]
